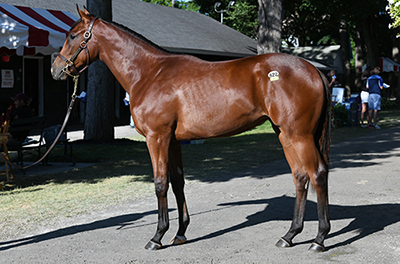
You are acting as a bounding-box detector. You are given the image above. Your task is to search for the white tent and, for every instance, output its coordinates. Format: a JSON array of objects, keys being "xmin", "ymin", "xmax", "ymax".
[
  {"xmin": 379, "ymin": 57, "xmax": 400, "ymax": 72},
  {"xmin": 358, "ymin": 57, "xmax": 400, "ymax": 73},
  {"xmin": 0, "ymin": 3, "xmax": 77, "ymax": 56}
]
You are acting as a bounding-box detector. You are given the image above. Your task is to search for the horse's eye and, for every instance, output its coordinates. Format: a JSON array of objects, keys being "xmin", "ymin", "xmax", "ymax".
[{"xmin": 69, "ymin": 34, "xmax": 77, "ymax": 41}]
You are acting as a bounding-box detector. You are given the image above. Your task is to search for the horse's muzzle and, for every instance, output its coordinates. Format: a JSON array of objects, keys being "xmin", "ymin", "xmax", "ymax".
[{"xmin": 51, "ymin": 65, "xmax": 67, "ymax": 81}]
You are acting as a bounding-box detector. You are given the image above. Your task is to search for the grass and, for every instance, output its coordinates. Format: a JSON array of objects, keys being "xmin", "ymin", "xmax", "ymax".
[{"xmin": 1, "ymin": 106, "xmax": 400, "ymax": 240}]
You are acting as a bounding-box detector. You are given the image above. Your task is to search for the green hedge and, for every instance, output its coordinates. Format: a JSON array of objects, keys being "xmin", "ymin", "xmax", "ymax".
[
  {"xmin": 333, "ymin": 103, "xmax": 349, "ymax": 127},
  {"xmin": 381, "ymin": 98, "xmax": 398, "ymax": 110}
]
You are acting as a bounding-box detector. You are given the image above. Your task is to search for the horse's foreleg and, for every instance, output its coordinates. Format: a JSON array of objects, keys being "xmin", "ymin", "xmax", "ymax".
[
  {"xmin": 145, "ymin": 134, "xmax": 171, "ymax": 250},
  {"xmin": 168, "ymin": 141, "xmax": 190, "ymax": 245},
  {"xmin": 275, "ymin": 134, "xmax": 309, "ymax": 248}
]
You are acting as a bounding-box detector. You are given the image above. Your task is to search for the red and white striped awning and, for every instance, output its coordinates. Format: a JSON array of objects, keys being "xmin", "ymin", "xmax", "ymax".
[
  {"xmin": 0, "ymin": 3, "xmax": 77, "ymax": 56},
  {"xmin": 358, "ymin": 57, "xmax": 400, "ymax": 73}
]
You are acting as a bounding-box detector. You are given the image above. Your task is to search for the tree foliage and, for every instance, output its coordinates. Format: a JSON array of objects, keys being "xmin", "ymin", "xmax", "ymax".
[
  {"xmin": 224, "ymin": 1, "xmax": 258, "ymax": 38},
  {"xmin": 282, "ymin": 0, "xmax": 337, "ymax": 46},
  {"xmin": 388, "ymin": 0, "xmax": 400, "ymax": 35},
  {"xmin": 142, "ymin": 0, "xmax": 200, "ymax": 11}
]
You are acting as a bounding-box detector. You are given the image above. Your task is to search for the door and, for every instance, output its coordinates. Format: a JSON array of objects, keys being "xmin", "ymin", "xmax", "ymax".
[{"xmin": 23, "ymin": 57, "xmax": 44, "ymax": 116}]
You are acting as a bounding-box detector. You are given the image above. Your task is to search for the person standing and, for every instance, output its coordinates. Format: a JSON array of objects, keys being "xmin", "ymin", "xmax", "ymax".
[
  {"xmin": 327, "ymin": 70, "xmax": 338, "ymax": 88},
  {"xmin": 124, "ymin": 92, "xmax": 135, "ymax": 128},
  {"xmin": 366, "ymin": 67, "xmax": 384, "ymax": 129},
  {"xmin": 7, "ymin": 93, "xmax": 33, "ymax": 146},
  {"xmin": 360, "ymin": 69, "xmax": 370, "ymax": 127}
]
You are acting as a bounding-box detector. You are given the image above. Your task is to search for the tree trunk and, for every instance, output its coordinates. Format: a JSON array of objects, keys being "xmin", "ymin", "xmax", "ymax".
[
  {"xmin": 362, "ymin": 16, "xmax": 380, "ymax": 68},
  {"xmin": 339, "ymin": 20, "xmax": 351, "ymax": 96},
  {"xmin": 84, "ymin": 0, "xmax": 114, "ymax": 141},
  {"xmin": 353, "ymin": 28, "xmax": 364, "ymax": 91},
  {"xmin": 393, "ymin": 28, "xmax": 400, "ymax": 102},
  {"xmin": 257, "ymin": 0, "xmax": 282, "ymax": 54}
]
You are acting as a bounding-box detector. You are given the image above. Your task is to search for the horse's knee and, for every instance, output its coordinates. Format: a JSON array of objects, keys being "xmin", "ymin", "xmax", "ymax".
[{"xmin": 154, "ymin": 179, "xmax": 169, "ymax": 197}]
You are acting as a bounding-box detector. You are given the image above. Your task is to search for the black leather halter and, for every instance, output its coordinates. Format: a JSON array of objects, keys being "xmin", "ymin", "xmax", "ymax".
[{"xmin": 58, "ymin": 17, "xmax": 97, "ymax": 77}]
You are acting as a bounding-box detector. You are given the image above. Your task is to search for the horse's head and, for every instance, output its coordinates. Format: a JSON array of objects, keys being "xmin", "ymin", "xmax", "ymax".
[{"xmin": 51, "ymin": 7, "xmax": 98, "ymax": 81}]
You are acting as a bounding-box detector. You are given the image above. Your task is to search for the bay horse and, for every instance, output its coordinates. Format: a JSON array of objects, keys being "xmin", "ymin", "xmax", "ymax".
[{"xmin": 52, "ymin": 7, "xmax": 331, "ymax": 252}]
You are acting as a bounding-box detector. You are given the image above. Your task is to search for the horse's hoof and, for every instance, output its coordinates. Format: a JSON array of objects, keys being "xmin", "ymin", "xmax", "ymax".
[
  {"xmin": 308, "ymin": 242, "xmax": 325, "ymax": 252},
  {"xmin": 145, "ymin": 240, "xmax": 162, "ymax": 250},
  {"xmin": 275, "ymin": 238, "xmax": 292, "ymax": 248},
  {"xmin": 170, "ymin": 235, "xmax": 187, "ymax": 245}
]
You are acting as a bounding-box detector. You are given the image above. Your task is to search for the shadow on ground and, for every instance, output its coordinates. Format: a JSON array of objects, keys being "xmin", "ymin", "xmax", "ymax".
[
  {"xmin": 190, "ymin": 195, "xmax": 400, "ymax": 251},
  {"xmin": 1, "ymin": 196, "xmax": 399, "ymax": 252}
]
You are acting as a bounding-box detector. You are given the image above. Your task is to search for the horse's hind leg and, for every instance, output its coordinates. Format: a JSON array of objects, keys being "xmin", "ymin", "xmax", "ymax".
[
  {"xmin": 291, "ymin": 136, "xmax": 330, "ymax": 252},
  {"xmin": 308, "ymin": 157, "xmax": 330, "ymax": 252},
  {"xmin": 168, "ymin": 141, "xmax": 190, "ymax": 245},
  {"xmin": 275, "ymin": 133, "xmax": 310, "ymax": 248}
]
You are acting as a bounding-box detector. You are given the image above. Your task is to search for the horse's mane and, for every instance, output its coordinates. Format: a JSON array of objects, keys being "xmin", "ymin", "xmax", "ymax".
[{"xmin": 110, "ymin": 21, "xmax": 173, "ymax": 54}]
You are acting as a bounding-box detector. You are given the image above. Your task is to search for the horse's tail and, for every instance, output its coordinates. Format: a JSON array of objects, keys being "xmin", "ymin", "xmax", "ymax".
[{"xmin": 316, "ymin": 69, "xmax": 331, "ymax": 167}]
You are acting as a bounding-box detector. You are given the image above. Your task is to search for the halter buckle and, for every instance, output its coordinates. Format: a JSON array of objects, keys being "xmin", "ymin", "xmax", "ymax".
[
  {"xmin": 62, "ymin": 61, "xmax": 71, "ymax": 73},
  {"xmin": 65, "ymin": 59, "xmax": 74, "ymax": 67},
  {"xmin": 80, "ymin": 41, "xmax": 87, "ymax": 49},
  {"xmin": 83, "ymin": 31, "xmax": 91, "ymax": 39}
]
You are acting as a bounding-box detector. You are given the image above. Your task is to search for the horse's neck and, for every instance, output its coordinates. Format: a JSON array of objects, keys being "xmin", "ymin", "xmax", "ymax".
[{"xmin": 96, "ymin": 23, "xmax": 167, "ymax": 90}]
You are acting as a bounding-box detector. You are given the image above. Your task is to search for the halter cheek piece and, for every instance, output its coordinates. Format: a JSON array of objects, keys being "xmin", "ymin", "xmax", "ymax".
[{"xmin": 58, "ymin": 17, "xmax": 97, "ymax": 77}]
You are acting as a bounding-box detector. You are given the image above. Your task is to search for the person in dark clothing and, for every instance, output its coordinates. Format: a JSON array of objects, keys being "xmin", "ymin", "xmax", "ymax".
[
  {"xmin": 7, "ymin": 93, "xmax": 33, "ymax": 146},
  {"xmin": 366, "ymin": 67, "xmax": 384, "ymax": 129}
]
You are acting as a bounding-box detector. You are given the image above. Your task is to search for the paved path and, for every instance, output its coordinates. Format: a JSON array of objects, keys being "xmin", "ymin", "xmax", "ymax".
[{"xmin": 1, "ymin": 125, "xmax": 400, "ymax": 263}]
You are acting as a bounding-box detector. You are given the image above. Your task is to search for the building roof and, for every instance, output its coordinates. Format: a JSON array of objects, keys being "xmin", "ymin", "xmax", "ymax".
[
  {"xmin": 2, "ymin": 0, "xmax": 257, "ymax": 58},
  {"xmin": 282, "ymin": 45, "xmax": 342, "ymax": 72}
]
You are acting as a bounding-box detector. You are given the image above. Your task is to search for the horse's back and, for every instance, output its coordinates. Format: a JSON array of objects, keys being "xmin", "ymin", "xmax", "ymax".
[{"xmin": 136, "ymin": 53, "xmax": 327, "ymax": 140}]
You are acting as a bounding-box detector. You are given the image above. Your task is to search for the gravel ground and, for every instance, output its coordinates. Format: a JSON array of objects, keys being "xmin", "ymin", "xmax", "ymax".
[{"xmin": 1, "ymin": 125, "xmax": 400, "ymax": 263}]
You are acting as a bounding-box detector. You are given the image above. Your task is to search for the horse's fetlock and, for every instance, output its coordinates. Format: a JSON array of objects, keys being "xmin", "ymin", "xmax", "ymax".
[
  {"xmin": 319, "ymin": 223, "xmax": 331, "ymax": 235},
  {"xmin": 158, "ymin": 222, "xmax": 170, "ymax": 234}
]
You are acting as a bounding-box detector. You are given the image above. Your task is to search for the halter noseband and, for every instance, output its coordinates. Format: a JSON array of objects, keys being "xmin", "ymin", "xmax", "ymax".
[{"xmin": 58, "ymin": 17, "xmax": 97, "ymax": 78}]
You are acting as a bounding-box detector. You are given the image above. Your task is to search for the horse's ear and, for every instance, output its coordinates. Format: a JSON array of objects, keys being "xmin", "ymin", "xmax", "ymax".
[
  {"xmin": 83, "ymin": 6, "xmax": 90, "ymax": 15},
  {"xmin": 76, "ymin": 5, "xmax": 90, "ymax": 20}
]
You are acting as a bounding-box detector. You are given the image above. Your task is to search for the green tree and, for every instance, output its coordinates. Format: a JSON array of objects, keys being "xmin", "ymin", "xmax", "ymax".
[
  {"xmin": 282, "ymin": 0, "xmax": 337, "ymax": 46},
  {"xmin": 281, "ymin": 0, "xmax": 393, "ymax": 92},
  {"xmin": 224, "ymin": 0, "xmax": 258, "ymax": 38},
  {"xmin": 388, "ymin": 0, "xmax": 400, "ymax": 34},
  {"xmin": 142, "ymin": 0, "xmax": 200, "ymax": 11}
]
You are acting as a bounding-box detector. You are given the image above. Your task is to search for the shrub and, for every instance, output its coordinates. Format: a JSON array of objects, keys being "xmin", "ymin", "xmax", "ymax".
[
  {"xmin": 333, "ymin": 103, "xmax": 349, "ymax": 127},
  {"xmin": 381, "ymin": 98, "xmax": 398, "ymax": 110}
]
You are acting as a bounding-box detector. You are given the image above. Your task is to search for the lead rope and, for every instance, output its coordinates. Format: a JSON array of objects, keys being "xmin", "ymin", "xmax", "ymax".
[{"xmin": 0, "ymin": 76, "xmax": 80, "ymax": 171}]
